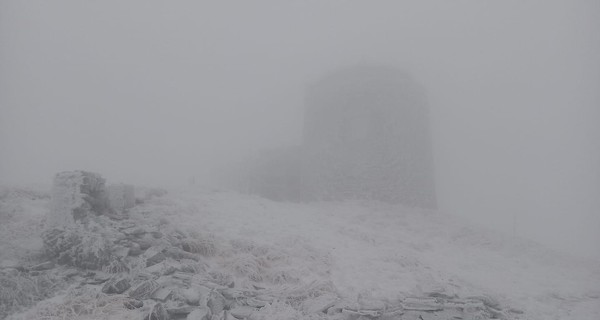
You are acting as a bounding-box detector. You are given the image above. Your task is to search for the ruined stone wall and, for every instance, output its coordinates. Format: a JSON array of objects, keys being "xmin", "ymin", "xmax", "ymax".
[{"xmin": 46, "ymin": 170, "xmax": 109, "ymax": 228}]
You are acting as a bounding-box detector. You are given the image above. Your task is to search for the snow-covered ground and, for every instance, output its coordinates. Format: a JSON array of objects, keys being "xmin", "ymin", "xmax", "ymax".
[
  {"xmin": 164, "ymin": 188, "xmax": 600, "ymax": 320},
  {"xmin": 1, "ymin": 186, "xmax": 599, "ymax": 319}
]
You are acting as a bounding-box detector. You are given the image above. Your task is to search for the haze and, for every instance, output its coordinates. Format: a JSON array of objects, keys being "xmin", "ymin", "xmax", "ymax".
[{"xmin": 1, "ymin": 1, "xmax": 598, "ymax": 258}]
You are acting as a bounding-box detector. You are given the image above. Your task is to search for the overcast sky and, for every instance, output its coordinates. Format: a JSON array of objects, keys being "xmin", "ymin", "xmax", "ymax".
[{"xmin": 1, "ymin": 1, "xmax": 598, "ymax": 257}]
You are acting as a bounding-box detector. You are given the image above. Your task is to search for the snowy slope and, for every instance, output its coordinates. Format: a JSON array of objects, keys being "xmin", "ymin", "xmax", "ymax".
[
  {"xmin": 163, "ymin": 188, "xmax": 600, "ymax": 320},
  {"xmin": 2, "ymin": 187, "xmax": 599, "ymax": 319}
]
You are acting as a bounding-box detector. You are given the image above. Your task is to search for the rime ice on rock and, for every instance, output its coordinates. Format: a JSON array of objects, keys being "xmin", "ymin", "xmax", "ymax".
[
  {"xmin": 107, "ymin": 183, "xmax": 135, "ymax": 217},
  {"xmin": 47, "ymin": 170, "xmax": 109, "ymax": 228}
]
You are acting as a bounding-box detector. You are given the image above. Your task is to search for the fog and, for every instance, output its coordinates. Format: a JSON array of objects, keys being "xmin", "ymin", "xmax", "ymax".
[{"xmin": 1, "ymin": 1, "xmax": 598, "ymax": 258}]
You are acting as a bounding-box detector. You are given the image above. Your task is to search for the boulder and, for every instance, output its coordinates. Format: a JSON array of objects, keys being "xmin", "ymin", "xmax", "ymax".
[
  {"xmin": 130, "ymin": 280, "xmax": 160, "ymax": 300},
  {"xmin": 148, "ymin": 302, "xmax": 168, "ymax": 320},
  {"xmin": 187, "ymin": 308, "xmax": 210, "ymax": 320},
  {"xmin": 102, "ymin": 278, "xmax": 131, "ymax": 294},
  {"xmin": 42, "ymin": 227, "xmax": 114, "ymax": 270},
  {"xmin": 123, "ymin": 299, "xmax": 144, "ymax": 309}
]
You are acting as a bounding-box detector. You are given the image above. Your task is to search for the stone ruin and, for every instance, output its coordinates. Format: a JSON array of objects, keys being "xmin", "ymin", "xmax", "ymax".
[
  {"xmin": 46, "ymin": 171, "xmax": 109, "ymax": 228},
  {"xmin": 234, "ymin": 65, "xmax": 437, "ymax": 209},
  {"xmin": 42, "ymin": 171, "xmax": 138, "ymax": 269},
  {"xmin": 46, "ymin": 171, "xmax": 136, "ymax": 228}
]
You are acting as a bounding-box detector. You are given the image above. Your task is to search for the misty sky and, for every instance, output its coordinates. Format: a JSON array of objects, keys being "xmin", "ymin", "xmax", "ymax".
[{"xmin": 1, "ymin": 1, "xmax": 599, "ymax": 257}]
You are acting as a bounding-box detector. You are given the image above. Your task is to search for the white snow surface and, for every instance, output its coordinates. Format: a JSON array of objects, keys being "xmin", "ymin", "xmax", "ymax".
[{"xmin": 149, "ymin": 188, "xmax": 600, "ymax": 320}]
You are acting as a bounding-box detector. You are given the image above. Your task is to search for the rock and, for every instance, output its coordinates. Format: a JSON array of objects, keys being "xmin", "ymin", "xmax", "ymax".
[
  {"xmin": 145, "ymin": 261, "xmax": 167, "ymax": 275},
  {"xmin": 181, "ymin": 239, "xmax": 216, "ymax": 256},
  {"xmin": 147, "ymin": 252, "xmax": 167, "ymax": 267},
  {"xmin": 42, "ymin": 226, "xmax": 114, "ymax": 270},
  {"xmin": 112, "ymin": 245, "xmax": 130, "ymax": 258},
  {"xmin": 91, "ymin": 272, "xmax": 112, "ymax": 283},
  {"xmin": 128, "ymin": 243, "xmax": 143, "ymax": 256},
  {"xmin": 302, "ymin": 293, "xmax": 338, "ymax": 314},
  {"xmin": 143, "ymin": 246, "xmax": 167, "ymax": 267},
  {"xmin": 220, "ymin": 288, "xmax": 247, "ymax": 300},
  {"xmin": 245, "ymin": 298, "xmax": 268, "ymax": 308},
  {"xmin": 230, "ymin": 306, "xmax": 256, "ymax": 319},
  {"xmin": 130, "ymin": 280, "xmax": 160, "ymax": 300},
  {"xmin": 165, "ymin": 247, "xmax": 200, "ymax": 261},
  {"xmin": 41, "ymin": 228, "xmax": 80, "ymax": 257},
  {"xmin": 29, "ymin": 261, "xmax": 55, "ymax": 271},
  {"xmin": 103, "ymin": 259, "xmax": 130, "ymax": 274},
  {"xmin": 207, "ymin": 291, "xmax": 227, "ymax": 315},
  {"xmin": 182, "ymin": 288, "xmax": 202, "ymax": 306},
  {"xmin": 187, "ymin": 308, "xmax": 210, "ymax": 320},
  {"xmin": 102, "ymin": 278, "xmax": 131, "ymax": 294},
  {"xmin": 380, "ymin": 307, "xmax": 404, "ymax": 319},
  {"xmin": 63, "ymin": 268, "xmax": 80, "ymax": 278},
  {"xmin": 401, "ymin": 297, "xmax": 444, "ymax": 312},
  {"xmin": 149, "ymin": 302, "xmax": 169, "ymax": 320},
  {"xmin": 167, "ymin": 305, "xmax": 196, "ymax": 316},
  {"xmin": 508, "ymin": 308, "xmax": 524, "ymax": 314},
  {"xmin": 122, "ymin": 226, "xmax": 147, "ymax": 237},
  {"xmin": 211, "ymin": 311, "xmax": 226, "ymax": 320},
  {"xmin": 179, "ymin": 259, "xmax": 207, "ymax": 273},
  {"xmin": 145, "ymin": 260, "xmax": 181, "ymax": 276},
  {"xmin": 152, "ymin": 287, "xmax": 173, "ymax": 302},
  {"xmin": 342, "ymin": 308, "xmax": 382, "ymax": 318},
  {"xmin": 124, "ymin": 299, "xmax": 144, "ymax": 309},
  {"xmin": 467, "ymin": 295, "xmax": 500, "ymax": 309}
]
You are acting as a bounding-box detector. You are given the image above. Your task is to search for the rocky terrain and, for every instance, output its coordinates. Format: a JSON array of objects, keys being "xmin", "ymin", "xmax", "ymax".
[{"xmin": 1, "ymin": 172, "xmax": 598, "ymax": 320}]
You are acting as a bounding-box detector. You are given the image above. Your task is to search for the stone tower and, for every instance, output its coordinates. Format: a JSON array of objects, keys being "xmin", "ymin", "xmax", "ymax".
[{"xmin": 302, "ymin": 65, "xmax": 436, "ymax": 208}]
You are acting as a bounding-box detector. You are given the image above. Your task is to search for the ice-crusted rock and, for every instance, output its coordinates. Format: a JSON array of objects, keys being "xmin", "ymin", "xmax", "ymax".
[
  {"xmin": 130, "ymin": 280, "xmax": 160, "ymax": 300},
  {"xmin": 186, "ymin": 308, "xmax": 210, "ymax": 320},
  {"xmin": 41, "ymin": 226, "xmax": 114, "ymax": 269},
  {"xmin": 102, "ymin": 278, "xmax": 131, "ymax": 294},
  {"xmin": 148, "ymin": 302, "xmax": 168, "ymax": 320},
  {"xmin": 46, "ymin": 171, "xmax": 109, "ymax": 228}
]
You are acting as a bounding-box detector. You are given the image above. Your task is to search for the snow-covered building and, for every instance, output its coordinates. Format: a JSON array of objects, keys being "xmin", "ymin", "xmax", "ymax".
[
  {"xmin": 301, "ymin": 65, "xmax": 436, "ymax": 207},
  {"xmin": 240, "ymin": 65, "xmax": 436, "ymax": 208}
]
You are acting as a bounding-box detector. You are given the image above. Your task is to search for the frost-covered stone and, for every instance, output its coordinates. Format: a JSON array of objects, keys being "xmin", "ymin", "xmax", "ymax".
[
  {"xmin": 102, "ymin": 278, "xmax": 131, "ymax": 294},
  {"xmin": 186, "ymin": 308, "xmax": 210, "ymax": 320},
  {"xmin": 167, "ymin": 305, "xmax": 196, "ymax": 316},
  {"xmin": 152, "ymin": 287, "xmax": 172, "ymax": 301},
  {"xmin": 41, "ymin": 227, "xmax": 114, "ymax": 269},
  {"xmin": 229, "ymin": 306, "xmax": 257, "ymax": 319},
  {"xmin": 148, "ymin": 302, "xmax": 168, "ymax": 320},
  {"xmin": 207, "ymin": 291, "xmax": 226, "ymax": 315},
  {"xmin": 302, "ymin": 293, "xmax": 338, "ymax": 314},
  {"xmin": 123, "ymin": 299, "xmax": 144, "ymax": 309},
  {"xmin": 130, "ymin": 280, "xmax": 160, "ymax": 300},
  {"xmin": 47, "ymin": 171, "xmax": 108, "ymax": 228},
  {"xmin": 182, "ymin": 287, "xmax": 203, "ymax": 306}
]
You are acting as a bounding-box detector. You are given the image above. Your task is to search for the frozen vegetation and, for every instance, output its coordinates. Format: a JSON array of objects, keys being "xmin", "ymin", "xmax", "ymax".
[{"xmin": 1, "ymin": 177, "xmax": 598, "ymax": 320}]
